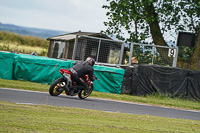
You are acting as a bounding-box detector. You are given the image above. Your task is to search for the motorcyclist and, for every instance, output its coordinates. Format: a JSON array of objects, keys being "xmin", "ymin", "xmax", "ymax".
[{"xmin": 68, "ymin": 57, "xmax": 96, "ymax": 93}]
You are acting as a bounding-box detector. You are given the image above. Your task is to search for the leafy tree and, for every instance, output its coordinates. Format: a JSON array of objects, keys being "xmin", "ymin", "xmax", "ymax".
[{"xmin": 103, "ymin": 0, "xmax": 200, "ymax": 69}]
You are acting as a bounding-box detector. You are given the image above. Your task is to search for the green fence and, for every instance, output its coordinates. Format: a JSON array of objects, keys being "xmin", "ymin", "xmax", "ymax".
[{"xmin": 0, "ymin": 51, "xmax": 125, "ymax": 94}]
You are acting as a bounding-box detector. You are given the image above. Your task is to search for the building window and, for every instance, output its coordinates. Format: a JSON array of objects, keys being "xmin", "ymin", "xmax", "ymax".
[{"xmin": 52, "ymin": 41, "xmax": 65, "ymax": 58}]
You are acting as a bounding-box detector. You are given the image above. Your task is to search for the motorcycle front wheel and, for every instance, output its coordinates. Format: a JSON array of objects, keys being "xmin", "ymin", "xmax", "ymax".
[
  {"xmin": 49, "ymin": 78, "xmax": 65, "ymax": 96},
  {"xmin": 78, "ymin": 84, "xmax": 93, "ymax": 99}
]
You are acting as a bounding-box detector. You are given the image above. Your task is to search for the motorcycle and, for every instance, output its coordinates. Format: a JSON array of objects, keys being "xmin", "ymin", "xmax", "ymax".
[{"xmin": 49, "ymin": 68, "xmax": 98, "ymax": 99}]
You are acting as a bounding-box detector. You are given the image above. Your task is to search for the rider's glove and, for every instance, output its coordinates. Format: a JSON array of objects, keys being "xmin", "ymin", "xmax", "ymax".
[{"xmin": 94, "ymin": 76, "xmax": 97, "ymax": 79}]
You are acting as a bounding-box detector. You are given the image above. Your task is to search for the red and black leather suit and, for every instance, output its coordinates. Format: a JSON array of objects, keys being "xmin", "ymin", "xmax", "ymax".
[{"xmin": 68, "ymin": 61, "xmax": 96, "ymax": 90}]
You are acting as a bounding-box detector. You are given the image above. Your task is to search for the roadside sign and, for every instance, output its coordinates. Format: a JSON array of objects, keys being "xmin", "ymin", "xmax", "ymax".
[{"xmin": 168, "ymin": 48, "xmax": 176, "ymax": 57}]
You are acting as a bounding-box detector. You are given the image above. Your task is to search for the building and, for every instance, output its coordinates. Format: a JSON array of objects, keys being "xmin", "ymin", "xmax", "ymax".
[{"xmin": 47, "ymin": 31, "xmax": 125, "ymax": 64}]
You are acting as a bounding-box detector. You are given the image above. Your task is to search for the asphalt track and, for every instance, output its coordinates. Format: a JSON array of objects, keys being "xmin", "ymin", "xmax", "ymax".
[{"xmin": 0, "ymin": 88, "xmax": 200, "ymax": 121}]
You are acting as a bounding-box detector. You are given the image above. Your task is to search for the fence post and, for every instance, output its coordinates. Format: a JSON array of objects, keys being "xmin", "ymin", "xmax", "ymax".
[
  {"xmin": 172, "ymin": 47, "xmax": 178, "ymax": 67},
  {"xmin": 128, "ymin": 43, "xmax": 134, "ymax": 66},
  {"xmin": 119, "ymin": 43, "xmax": 125, "ymax": 65},
  {"xmin": 72, "ymin": 35, "xmax": 78, "ymax": 60},
  {"xmin": 152, "ymin": 46, "xmax": 155, "ymax": 65},
  {"xmin": 172, "ymin": 35, "xmax": 179, "ymax": 67},
  {"xmin": 96, "ymin": 39, "xmax": 101, "ymax": 62}
]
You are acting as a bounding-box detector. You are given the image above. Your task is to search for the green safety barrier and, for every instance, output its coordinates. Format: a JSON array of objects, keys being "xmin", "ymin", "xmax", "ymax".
[
  {"xmin": 13, "ymin": 54, "xmax": 75, "ymax": 84},
  {"xmin": 93, "ymin": 65, "xmax": 125, "ymax": 94},
  {"xmin": 0, "ymin": 52, "xmax": 15, "ymax": 80},
  {"xmin": 0, "ymin": 51, "xmax": 125, "ymax": 94}
]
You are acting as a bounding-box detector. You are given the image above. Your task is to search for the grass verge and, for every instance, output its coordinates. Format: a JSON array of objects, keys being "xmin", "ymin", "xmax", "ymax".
[
  {"xmin": 0, "ymin": 100, "xmax": 200, "ymax": 133},
  {"xmin": 0, "ymin": 78, "xmax": 200, "ymax": 111},
  {"xmin": 0, "ymin": 42, "xmax": 47, "ymax": 56}
]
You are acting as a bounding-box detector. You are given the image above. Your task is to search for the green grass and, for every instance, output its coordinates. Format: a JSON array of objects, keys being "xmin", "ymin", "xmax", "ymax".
[
  {"xmin": 91, "ymin": 92, "xmax": 200, "ymax": 111},
  {"xmin": 0, "ymin": 79, "xmax": 200, "ymax": 111},
  {"xmin": 0, "ymin": 79, "xmax": 49, "ymax": 92},
  {"xmin": 0, "ymin": 42, "xmax": 48, "ymax": 56},
  {"xmin": 0, "ymin": 100, "xmax": 200, "ymax": 133}
]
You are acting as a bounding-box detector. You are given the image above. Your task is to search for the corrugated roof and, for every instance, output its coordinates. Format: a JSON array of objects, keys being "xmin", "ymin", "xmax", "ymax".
[
  {"xmin": 48, "ymin": 34, "xmax": 76, "ymax": 41},
  {"xmin": 47, "ymin": 31, "xmax": 111, "ymax": 41}
]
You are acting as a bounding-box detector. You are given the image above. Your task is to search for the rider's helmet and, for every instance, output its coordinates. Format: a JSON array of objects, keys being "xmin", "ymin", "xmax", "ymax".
[{"xmin": 86, "ymin": 57, "xmax": 95, "ymax": 67}]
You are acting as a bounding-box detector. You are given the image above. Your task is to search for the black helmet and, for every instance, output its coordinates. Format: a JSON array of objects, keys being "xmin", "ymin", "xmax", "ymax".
[{"xmin": 86, "ymin": 57, "xmax": 95, "ymax": 66}]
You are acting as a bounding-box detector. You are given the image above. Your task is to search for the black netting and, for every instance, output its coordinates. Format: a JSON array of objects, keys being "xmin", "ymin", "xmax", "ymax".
[{"xmin": 121, "ymin": 65, "xmax": 200, "ymax": 101}]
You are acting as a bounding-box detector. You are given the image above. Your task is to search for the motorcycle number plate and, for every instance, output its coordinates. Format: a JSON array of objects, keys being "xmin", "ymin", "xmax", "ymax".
[{"xmin": 63, "ymin": 73, "xmax": 71, "ymax": 80}]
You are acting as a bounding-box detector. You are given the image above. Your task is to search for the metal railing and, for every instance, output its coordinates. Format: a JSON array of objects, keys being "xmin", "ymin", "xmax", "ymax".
[
  {"xmin": 128, "ymin": 43, "xmax": 178, "ymax": 67},
  {"xmin": 72, "ymin": 35, "xmax": 125, "ymax": 65},
  {"xmin": 72, "ymin": 35, "xmax": 178, "ymax": 67}
]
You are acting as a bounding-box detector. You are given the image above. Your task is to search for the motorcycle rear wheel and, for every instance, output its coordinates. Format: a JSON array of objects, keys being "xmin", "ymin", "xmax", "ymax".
[
  {"xmin": 49, "ymin": 78, "xmax": 65, "ymax": 96},
  {"xmin": 78, "ymin": 84, "xmax": 93, "ymax": 99}
]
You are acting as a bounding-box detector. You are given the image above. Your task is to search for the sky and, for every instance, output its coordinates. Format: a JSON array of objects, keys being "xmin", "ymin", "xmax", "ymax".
[{"xmin": 0, "ymin": 0, "xmax": 109, "ymax": 33}]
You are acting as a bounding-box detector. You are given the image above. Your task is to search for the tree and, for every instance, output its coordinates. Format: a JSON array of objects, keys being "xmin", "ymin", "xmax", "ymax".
[{"xmin": 103, "ymin": 0, "xmax": 200, "ymax": 70}]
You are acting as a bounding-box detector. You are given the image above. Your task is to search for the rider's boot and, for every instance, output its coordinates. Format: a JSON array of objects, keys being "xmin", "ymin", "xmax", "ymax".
[
  {"xmin": 68, "ymin": 86, "xmax": 81, "ymax": 94},
  {"xmin": 71, "ymin": 86, "xmax": 84, "ymax": 90},
  {"xmin": 69, "ymin": 86, "xmax": 76, "ymax": 96},
  {"xmin": 84, "ymin": 86, "xmax": 90, "ymax": 94}
]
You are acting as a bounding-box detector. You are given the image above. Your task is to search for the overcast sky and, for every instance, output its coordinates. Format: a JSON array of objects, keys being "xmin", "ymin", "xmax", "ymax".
[{"xmin": 0, "ymin": 0, "xmax": 109, "ymax": 33}]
